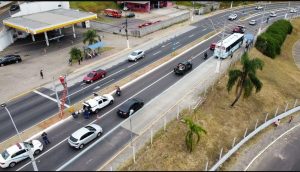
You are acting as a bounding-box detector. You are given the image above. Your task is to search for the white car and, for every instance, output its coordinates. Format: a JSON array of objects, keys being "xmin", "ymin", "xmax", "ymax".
[
  {"xmin": 83, "ymin": 93, "xmax": 114, "ymax": 114},
  {"xmin": 0, "ymin": 140, "xmax": 43, "ymax": 168},
  {"xmin": 228, "ymin": 13, "xmax": 237, "ymax": 20},
  {"xmin": 270, "ymin": 11, "xmax": 277, "ymax": 17},
  {"xmin": 128, "ymin": 50, "xmax": 145, "ymax": 62},
  {"xmin": 290, "ymin": 8, "xmax": 297, "ymax": 13},
  {"xmin": 68, "ymin": 124, "xmax": 103, "ymax": 149},
  {"xmin": 249, "ymin": 19, "xmax": 256, "ymax": 25},
  {"xmin": 255, "ymin": 6, "xmax": 263, "ymax": 10}
]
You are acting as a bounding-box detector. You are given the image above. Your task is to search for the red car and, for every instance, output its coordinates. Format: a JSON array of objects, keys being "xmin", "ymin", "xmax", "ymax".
[
  {"xmin": 83, "ymin": 70, "xmax": 107, "ymax": 83},
  {"xmin": 210, "ymin": 43, "xmax": 216, "ymax": 50},
  {"xmin": 232, "ymin": 25, "xmax": 246, "ymax": 33}
]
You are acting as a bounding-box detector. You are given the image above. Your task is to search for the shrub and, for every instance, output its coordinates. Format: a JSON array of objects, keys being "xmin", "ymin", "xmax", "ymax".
[{"xmin": 255, "ymin": 19, "xmax": 293, "ymax": 59}]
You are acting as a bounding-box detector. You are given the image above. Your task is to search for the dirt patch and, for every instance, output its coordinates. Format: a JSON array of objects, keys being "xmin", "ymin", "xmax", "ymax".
[
  {"xmin": 118, "ymin": 19, "xmax": 300, "ymax": 171},
  {"xmin": 0, "ymin": 30, "xmax": 218, "ymax": 152}
]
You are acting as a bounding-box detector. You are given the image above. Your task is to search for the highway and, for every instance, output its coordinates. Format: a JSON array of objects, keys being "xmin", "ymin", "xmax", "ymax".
[
  {"xmin": 0, "ymin": 1, "xmax": 297, "ymax": 143},
  {"xmin": 0, "ymin": 1, "xmax": 299, "ymax": 171}
]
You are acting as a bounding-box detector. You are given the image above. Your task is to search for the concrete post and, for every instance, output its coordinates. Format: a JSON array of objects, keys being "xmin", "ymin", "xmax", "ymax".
[
  {"xmin": 150, "ymin": 128, "xmax": 153, "ymax": 146},
  {"xmin": 219, "ymin": 147, "xmax": 223, "ymax": 160},
  {"xmin": 285, "ymin": 103, "xmax": 289, "ymax": 112},
  {"xmin": 31, "ymin": 34, "xmax": 35, "ymax": 42},
  {"xmin": 230, "ymin": 1, "xmax": 233, "ymax": 8},
  {"xmin": 177, "ymin": 105, "xmax": 180, "ymax": 120},
  {"xmin": 110, "ymin": 166, "xmax": 113, "ymax": 171},
  {"xmin": 44, "ymin": 32, "xmax": 49, "ymax": 46},
  {"xmin": 255, "ymin": 119, "xmax": 259, "ymax": 130},
  {"xmin": 275, "ymin": 106, "xmax": 279, "ymax": 117},
  {"xmin": 265, "ymin": 112, "xmax": 269, "ymax": 123},
  {"xmin": 164, "ymin": 116, "xmax": 167, "ymax": 131},
  {"xmin": 244, "ymin": 128, "xmax": 248, "ymax": 138},
  {"xmin": 72, "ymin": 25, "xmax": 76, "ymax": 38},
  {"xmin": 294, "ymin": 99, "xmax": 298, "ymax": 108},
  {"xmin": 59, "ymin": 28, "xmax": 62, "ymax": 35},
  {"xmin": 132, "ymin": 145, "xmax": 136, "ymax": 163},
  {"xmin": 232, "ymin": 137, "xmax": 236, "ymax": 148},
  {"xmin": 205, "ymin": 160, "xmax": 209, "ymax": 171}
]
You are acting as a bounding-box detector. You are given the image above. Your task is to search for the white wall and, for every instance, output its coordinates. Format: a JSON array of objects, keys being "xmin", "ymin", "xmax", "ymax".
[
  {"xmin": 12, "ymin": 1, "xmax": 69, "ymax": 17},
  {"xmin": 0, "ymin": 27, "xmax": 14, "ymax": 52}
]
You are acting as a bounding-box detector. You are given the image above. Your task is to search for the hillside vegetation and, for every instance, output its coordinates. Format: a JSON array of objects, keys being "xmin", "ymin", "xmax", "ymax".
[
  {"xmin": 119, "ymin": 18, "xmax": 300, "ymax": 170},
  {"xmin": 69, "ymin": 1, "xmax": 119, "ymax": 13}
]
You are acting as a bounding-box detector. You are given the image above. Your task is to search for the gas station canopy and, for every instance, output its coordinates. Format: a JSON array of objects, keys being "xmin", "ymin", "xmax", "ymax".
[{"xmin": 3, "ymin": 8, "xmax": 97, "ymax": 35}]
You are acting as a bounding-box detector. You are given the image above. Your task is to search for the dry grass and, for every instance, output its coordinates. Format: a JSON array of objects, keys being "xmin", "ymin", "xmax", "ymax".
[{"xmin": 119, "ymin": 19, "xmax": 300, "ymax": 171}]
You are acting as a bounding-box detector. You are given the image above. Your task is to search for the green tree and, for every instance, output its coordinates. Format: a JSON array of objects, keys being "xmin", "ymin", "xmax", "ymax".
[
  {"xmin": 227, "ymin": 52, "xmax": 264, "ymax": 107},
  {"xmin": 83, "ymin": 29, "xmax": 101, "ymax": 45},
  {"xmin": 69, "ymin": 47, "xmax": 82, "ymax": 65},
  {"xmin": 183, "ymin": 117, "xmax": 207, "ymax": 153}
]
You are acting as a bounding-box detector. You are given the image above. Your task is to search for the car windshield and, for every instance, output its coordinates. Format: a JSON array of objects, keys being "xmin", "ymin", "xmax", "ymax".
[
  {"xmin": 87, "ymin": 73, "xmax": 94, "ymax": 77},
  {"xmin": 131, "ymin": 52, "xmax": 138, "ymax": 56},
  {"xmin": 85, "ymin": 126, "xmax": 96, "ymax": 132},
  {"xmin": 1, "ymin": 150, "xmax": 10, "ymax": 160},
  {"xmin": 69, "ymin": 135, "xmax": 78, "ymax": 142}
]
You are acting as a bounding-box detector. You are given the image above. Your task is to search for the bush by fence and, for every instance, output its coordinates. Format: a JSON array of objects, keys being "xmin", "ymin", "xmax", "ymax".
[{"xmin": 255, "ymin": 19, "xmax": 293, "ymax": 59}]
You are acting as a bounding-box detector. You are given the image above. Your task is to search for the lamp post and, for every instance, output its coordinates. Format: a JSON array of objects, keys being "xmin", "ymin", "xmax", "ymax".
[
  {"xmin": 1, "ymin": 103, "xmax": 38, "ymax": 171},
  {"xmin": 258, "ymin": 2, "xmax": 266, "ymax": 35},
  {"xmin": 215, "ymin": 19, "xmax": 226, "ymax": 73}
]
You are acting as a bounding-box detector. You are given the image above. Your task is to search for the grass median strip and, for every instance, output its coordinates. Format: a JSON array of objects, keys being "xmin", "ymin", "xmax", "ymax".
[
  {"xmin": 118, "ymin": 19, "xmax": 300, "ymax": 171},
  {"xmin": 0, "ymin": 30, "xmax": 219, "ymax": 152}
]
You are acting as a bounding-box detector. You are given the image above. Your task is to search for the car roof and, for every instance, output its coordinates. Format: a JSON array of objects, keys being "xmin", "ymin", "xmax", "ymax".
[
  {"xmin": 6, "ymin": 143, "xmax": 25, "ymax": 155},
  {"xmin": 71, "ymin": 127, "xmax": 90, "ymax": 139},
  {"xmin": 133, "ymin": 50, "xmax": 143, "ymax": 53},
  {"xmin": 119, "ymin": 98, "xmax": 142, "ymax": 111}
]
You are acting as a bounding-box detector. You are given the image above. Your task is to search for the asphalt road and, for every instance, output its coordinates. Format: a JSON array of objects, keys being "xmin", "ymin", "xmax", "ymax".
[
  {"xmin": 248, "ymin": 125, "xmax": 300, "ymax": 171},
  {"xmin": 0, "ymin": 1, "xmax": 299, "ymax": 171}
]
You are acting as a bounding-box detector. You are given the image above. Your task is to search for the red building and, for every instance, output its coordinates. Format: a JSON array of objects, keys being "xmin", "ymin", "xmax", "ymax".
[{"xmin": 117, "ymin": 1, "xmax": 171, "ymax": 13}]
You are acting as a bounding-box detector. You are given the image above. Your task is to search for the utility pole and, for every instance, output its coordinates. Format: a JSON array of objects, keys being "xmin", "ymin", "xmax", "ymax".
[
  {"xmin": 191, "ymin": 1, "xmax": 194, "ymax": 22},
  {"xmin": 258, "ymin": 2, "xmax": 266, "ymax": 35},
  {"xmin": 125, "ymin": 18, "xmax": 129, "ymax": 49},
  {"xmin": 53, "ymin": 77, "xmax": 61, "ymax": 110},
  {"xmin": 1, "ymin": 103, "xmax": 38, "ymax": 171},
  {"xmin": 216, "ymin": 19, "xmax": 226, "ymax": 73},
  {"xmin": 230, "ymin": 1, "xmax": 233, "ymax": 8}
]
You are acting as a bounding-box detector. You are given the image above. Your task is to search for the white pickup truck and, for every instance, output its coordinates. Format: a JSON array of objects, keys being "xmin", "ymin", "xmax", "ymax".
[{"xmin": 83, "ymin": 93, "xmax": 114, "ymax": 114}]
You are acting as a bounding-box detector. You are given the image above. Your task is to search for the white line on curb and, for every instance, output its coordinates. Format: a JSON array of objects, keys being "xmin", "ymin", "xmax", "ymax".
[
  {"xmin": 244, "ymin": 122, "xmax": 300, "ymax": 171},
  {"xmin": 33, "ymin": 90, "xmax": 70, "ymax": 108}
]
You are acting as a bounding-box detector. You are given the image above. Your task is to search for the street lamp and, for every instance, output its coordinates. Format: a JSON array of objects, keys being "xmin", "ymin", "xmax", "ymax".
[
  {"xmin": 1, "ymin": 103, "xmax": 38, "ymax": 171},
  {"xmin": 215, "ymin": 18, "xmax": 226, "ymax": 73}
]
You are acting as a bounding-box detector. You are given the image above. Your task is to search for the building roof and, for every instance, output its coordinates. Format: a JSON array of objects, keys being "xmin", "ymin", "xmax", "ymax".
[
  {"xmin": 3, "ymin": 8, "xmax": 97, "ymax": 34},
  {"xmin": 123, "ymin": 1, "xmax": 149, "ymax": 4}
]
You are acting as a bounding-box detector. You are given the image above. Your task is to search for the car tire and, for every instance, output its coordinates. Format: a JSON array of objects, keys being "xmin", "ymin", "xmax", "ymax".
[
  {"xmin": 34, "ymin": 149, "xmax": 41, "ymax": 155},
  {"xmin": 0, "ymin": 64, "xmax": 3, "ymax": 67},
  {"xmin": 109, "ymin": 100, "xmax": 114, "ymax": 105},
  {"xmin": 102, "ymin": 74, "xmax": 105, "ymax": 78},
  {"xmin": 9, "ymin": 162, "xmax": 16, "ymax": 168},
  {"xmin": 79, "ymin": 144, "xmax": 84, "ymax": 149},
  {"xmin": 16, "ymin": 60, "xmax": 19, "ymax": 63},
  {"xmin": 97, "ymin": 132, "xmax": 102, "ymax": 137},
  {"xmin": 134, "ymin": 58, "xmax": 137, "ymax": 62},
  {"xmin": 90, "ymin": 80, "xmax": 93, "ymax": 83},
  {"xmin": 95, "ymin": 109, "xmax": 99, "ymax": 114}
]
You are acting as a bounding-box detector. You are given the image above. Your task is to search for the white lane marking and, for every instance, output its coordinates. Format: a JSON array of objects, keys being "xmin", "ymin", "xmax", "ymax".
[
  {"xmin": 33, "ymin": 90, "xmax": 70, "ymax": 108},
  {"xmin": 152, "ymin": 50, "xmax": 161, "ymax": 56},
  {"xmin": 93, "ymin": 79, "xmax": 115, "ymax": 90},
  {"xmin": 127, "ymin": 62, "xmax": 138, "ymax": 68},
  {"xmin": 244, "ymin": 122, "xmax": 300, "ymax": 171},
  {"xmin": 174, "ymin": 42, "xmax": 180, "ymax": 45},
  {"xmin": 19, "ymin": 70, "xmax": 173, "ymax": 171},
  {"xmin": 202, "ymin": 28, "xmax": 207, "ymax": 31},
  {"xmin": 189, "ymin": 34, "xmax": 194, "ymax": 38},
  {"xmin": 55, "ymin": 70, "xmax": 174, "ymax": 171},
  {"xmin": 161, "ymin": 42, "xmax": 172, "ymax": 48},
  {"xmin": 173, "ymin": 44, "xmax": 181, "ymax": 49},
  {"xmin": 66, "ymin": 69, "xmax": 124, "ymax": 98}
]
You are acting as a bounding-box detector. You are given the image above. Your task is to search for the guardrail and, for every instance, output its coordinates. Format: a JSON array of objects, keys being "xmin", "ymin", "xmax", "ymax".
[{"xmin": 209, "ymin": 103, "xmax": 300, "ymax": 171}]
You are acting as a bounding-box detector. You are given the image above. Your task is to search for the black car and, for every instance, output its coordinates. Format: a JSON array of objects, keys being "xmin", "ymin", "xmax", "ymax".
[
  {"xmin": 0, "ymin": 55, "xmax": 22, "ymax": 67},
  {"xmin": 174, "ymin": 61, "xmax": 193, "ymax": 75},
  {"xmin": 117, "ymin": 98, "xmax": 144, "ymax": 118},
  {"xmin": 10, "ymin": 4, "xmax": 20, "ymax": 12}
]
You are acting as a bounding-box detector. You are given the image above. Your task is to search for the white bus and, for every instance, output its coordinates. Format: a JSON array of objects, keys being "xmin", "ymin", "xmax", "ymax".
[{"xmin": 214, "ymin": 33, "xmax": 244, "ymax": 59}]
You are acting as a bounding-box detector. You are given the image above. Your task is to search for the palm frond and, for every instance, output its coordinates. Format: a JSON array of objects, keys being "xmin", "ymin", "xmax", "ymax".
[
  {"xmin": 227, "ymin": 69, "xmax": 242, "ymax": 92},
  {"xmin": 243, "ymin": 78, "xmax": 254, "ymax": 98},
  {"xmin": 248, "ymin": 73, "xmax": 263, "ymax": 93}
]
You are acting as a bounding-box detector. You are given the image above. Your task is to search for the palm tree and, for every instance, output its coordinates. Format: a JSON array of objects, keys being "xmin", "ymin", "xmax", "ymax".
[
  {"xmin": 183, "ymin": 117, "xmax": 207, "ymax": 153},
  {"xmin": 69, "ymin": 47, "xmax": 82, "ymax": 65},
  {"xmin": 83, "ymin": 29, "xmax": 101, "ymax": 45},
  {"xmin": 227, "ymin": 52, "xmax": 264, "ymax": 107}
]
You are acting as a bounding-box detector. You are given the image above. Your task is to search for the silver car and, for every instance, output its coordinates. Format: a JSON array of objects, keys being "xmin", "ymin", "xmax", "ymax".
[
  {"xmin": 128, "ymin": 50, "xmax": 145, "ymax": 62},
  {"xmin": 68, "ymin": 124, "xmax": 103, "ymax": 149},
  {"xmin": 228, "ymin": 13, "xmax": 237, "ymax": 20},
  {"xmin": 249, "ymin": 20, "xmax": 256, "ymax": 25}
]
